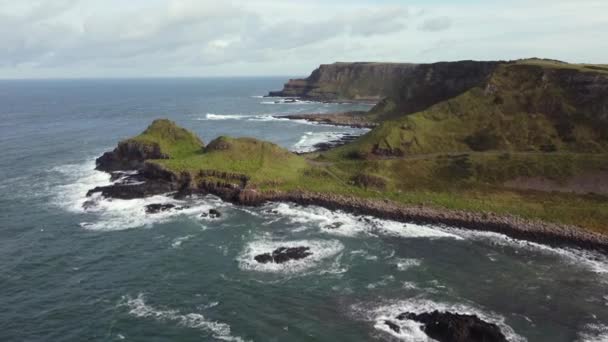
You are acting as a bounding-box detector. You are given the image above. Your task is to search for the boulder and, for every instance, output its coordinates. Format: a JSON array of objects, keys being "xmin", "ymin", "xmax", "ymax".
[
  {"xmin": 145, "ymin": 203, "xmax": 176, "ymax": 214},
  {"xmin": 394, "ymin": 310, "xmax": 507, "ymax": 342},
  {"xmin": 201, "ymin": 209, "xmax": 222, "ymax": 219},
  {"xmin": 254, "ymin": 247, "xmax": 313, "ymax": 264}
]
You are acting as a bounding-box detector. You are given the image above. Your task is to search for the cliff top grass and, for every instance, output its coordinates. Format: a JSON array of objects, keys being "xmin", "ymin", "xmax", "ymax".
[
  {"xmin": 516, "ymin": 58, "xmax": 608, "ymax": 75},
  {"xmin": 128, "ymin": 119, "xmax": 204, "ymax": 158},
  {"xmin": 153, "ymin": 135, "xmax": 308, "ymax": 185}
]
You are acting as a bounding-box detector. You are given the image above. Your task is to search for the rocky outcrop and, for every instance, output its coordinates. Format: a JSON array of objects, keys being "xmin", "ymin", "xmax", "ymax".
[
  {"xmin": 385, "ymin": 311, "xmax": 507, "ymax": 342},
  {"xmin": 277, "ymin": 111, "xmax": 377, "ymax": 128},
  {"xmin": 268, "ymin": 61, "xmax": 500, "ymax": 108},
  {"xmin": 268, "ymin": 62, "xmax": 418, "ymax": 102},
  {"xmin": 96, "ymin": 140, "xmax": 168, "ymax": 172},
  {"xmin": 145, "ymin": 203, "xmax": 177, "ymax": 214},
  {"xmin": 254, "ymin": 247, "xmax": 313, "ymax": 264}
]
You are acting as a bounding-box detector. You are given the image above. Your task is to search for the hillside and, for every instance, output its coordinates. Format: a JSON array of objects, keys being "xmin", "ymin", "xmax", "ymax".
[{"xmin": 329, "ymin": 61, "xmax": 608, "ymax": 158}]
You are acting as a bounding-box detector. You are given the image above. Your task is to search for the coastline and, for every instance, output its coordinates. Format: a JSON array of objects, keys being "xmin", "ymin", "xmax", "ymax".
[
  {"xmin": 275, "ymin": 111, "xmax": 378, "ymax": 129},
  {"xmin": 89, "ymin": 165, "xmax": 608, "ymax": 254},
  {"xmin": 231, "ymin": 189, "xmax": 608, "ymax": 254}
]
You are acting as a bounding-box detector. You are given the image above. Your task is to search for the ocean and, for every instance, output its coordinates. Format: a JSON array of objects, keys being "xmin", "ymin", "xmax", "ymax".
[{"xmin": 1, "ymin": 78, "xmax": 607, "ymax": 341}]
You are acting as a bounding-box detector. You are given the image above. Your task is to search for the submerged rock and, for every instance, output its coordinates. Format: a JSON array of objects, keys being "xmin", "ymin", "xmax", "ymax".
[
  {"xmin": 201, "ymin": 209, "xmax": 222, "ymax": 219},
  {"xmin": 145, "ymin": 203, "xmax": 176, "ymax": 214},
  {"xmin": 254, "ymin": 247, "xmax": 313, "ymax": 264},
  {"xmin": 394, "ymin": 310, "xmax": 507, "ymax": 342}
]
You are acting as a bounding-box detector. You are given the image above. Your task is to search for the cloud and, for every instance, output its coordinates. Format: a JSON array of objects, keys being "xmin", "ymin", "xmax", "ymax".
[
  {"xmin": 0, "ymin": 0, "xmax": 413, "ymax": 72},
  {"xmin": 419, "ymin": 16, "xmax": 452, "ymax": 32},
  {"xmin": 0, "ymin": 0, "xmax": 606, "ymax": 77}
]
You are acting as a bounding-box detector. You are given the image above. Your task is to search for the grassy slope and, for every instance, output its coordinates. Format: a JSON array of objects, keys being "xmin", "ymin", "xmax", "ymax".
[
  {"xmin": 329, "ymin": 62, "xmax": 608, "ymax": 159},
  {"xmin": 128, "ymin": 119, "xmax": 204, "ymax": 158}
]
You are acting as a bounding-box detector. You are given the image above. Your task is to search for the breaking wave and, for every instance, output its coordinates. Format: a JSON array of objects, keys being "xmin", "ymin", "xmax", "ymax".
[
  {"xmin": 122, "ymin": 294, "xmax": 247, "ymax": 342},
  {"xmin": 237, "ymin": 238, "xmax": 344, "ymax": 274},
  {"xmin": 353, "ymin": 299, "xmax": 525, "ymax": 342}
]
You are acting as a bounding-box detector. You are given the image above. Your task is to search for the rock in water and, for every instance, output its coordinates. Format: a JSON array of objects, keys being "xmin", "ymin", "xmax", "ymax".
[
  {"xmin": 145, "ymin": 203, "xmax": 176, "ymax": 214},
  {"xmin": 254, "ymin": 247, "xmax": 313, "ymax": 264},
  {"xmin": 209, "ymin": 209, "xmax": 221, "ymax": 218},
  {"xmin": 395, "ymin": 311, "xmax": 508, "ymax": 342},
  {"xmin": 201, "ymin": 209, "xmax": 222, "ymax": 219}
]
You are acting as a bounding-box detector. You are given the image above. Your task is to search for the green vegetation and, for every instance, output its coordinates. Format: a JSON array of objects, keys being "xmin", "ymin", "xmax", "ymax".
[
  {"xmin": 128, "ymin": 59, "xmax": 608, "ymax": 235},
  {"xmin": 329, "ymin": 62, "xmax": 608, "ymax": 159},
  {"xmin": 128, "ymin": 119, "xmax": 204, "ymax": 158},
  {"xmin": 150, "ymin": 134, "xmax": 307, "ymax": 187}
]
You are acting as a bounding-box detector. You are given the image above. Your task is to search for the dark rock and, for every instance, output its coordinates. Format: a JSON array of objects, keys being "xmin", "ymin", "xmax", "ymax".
[
  {"xmin": 96, "ymin": 140, "xmax": 169, "ymax": 172},
  {"xmin": 384, "ymin": 320, "xmax": 401, "ymax": 333},
  {"xmin": 395, "ymin": 311, "xmax": 507, "ymax": 342},
  {"xmin": 209, "ymin": 209, "xmax": 221, "ymax": 218},
  {"xmin": 86, "ymin": 180, "xmax": 174, "ymax": 200},
  {"xmin": 254, "ymin": 247, "xmax": 313, "ymax": 264},
  {"xmin": 145, "ymin": 203, "xmax": 176, "ymax": 214},
  {"xmin": 326, "ymin": 222, "xmax": 344, "ymax": 229}
]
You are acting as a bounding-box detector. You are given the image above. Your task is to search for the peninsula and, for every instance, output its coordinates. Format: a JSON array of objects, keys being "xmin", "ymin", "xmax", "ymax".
[{"xmin": 90, "ymin": 59, "xmax": 608, "ymax": 252}]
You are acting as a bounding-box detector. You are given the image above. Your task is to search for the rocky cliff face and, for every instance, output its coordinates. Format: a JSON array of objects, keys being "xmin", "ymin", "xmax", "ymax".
[
  {"xmin": 370, "ymin": 60, "xmax": 500, "ymax": 121},
  {"xmin": 96, "ymin": 140, "xmax": 169, "ymax": 172},
  {"xmin": 268, "ymin": 62, "xmax": 418, "ymax": 102}
]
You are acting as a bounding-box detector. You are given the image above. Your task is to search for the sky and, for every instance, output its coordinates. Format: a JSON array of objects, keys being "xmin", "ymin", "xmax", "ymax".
[{"xmin": 0, "ymin": 0, "xmax": 607, "ymax": 78}]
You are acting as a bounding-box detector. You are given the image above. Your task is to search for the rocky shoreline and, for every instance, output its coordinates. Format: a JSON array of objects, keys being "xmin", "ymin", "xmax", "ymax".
[
  {"xmin": 89, "ymin": 152, "xmax": 608, "ymax": 253},
  {"xmin": 276, "ymin": 111, "xmax": 377, "ymax": 129}
]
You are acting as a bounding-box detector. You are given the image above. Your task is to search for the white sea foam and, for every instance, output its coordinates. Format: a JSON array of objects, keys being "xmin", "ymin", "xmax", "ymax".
[
  {"xmin": 444, "ymin": 228, "xmax": 608, "ymax": 276},
  {"xmin": 354, "ymin": 299, "xmax": 526, "ymax": 342},
  {"xmin": 260, "ymin": 98, "xmax": 317, "ymax": 105},
  {"xmin": 122, "ymin": 294, "xmax": 246, "ymax": 342},
  {"xmin": 237, "ymin": 238, "xmax": 344, "ymax": 274},
  {"xmin": 393, "ymin": 258, "xmax": 422, "ymax": 271},
  {"xmin": 367, "ymin": 275, "xmax": 395, "ymax": 289},
  {"xmin": 172, "ymin": 235, "xmax": 195, "ymax": 248},
  {"xmin": 51, "ymin": 159, "xmax": 228, "ymax": 231},
  {"xmin": 197, "ymin": 113, "xmax": 254, "ymax": 120},
  {"xmin": 52, "ymin": 160, "xmax": 113, "ymax": 212},
  {"xmin": 577, "ymin": 324, "xmax": 608, "ymax": 342},
  {"xmin": 267, "ymin": 203, "xmax": 462, "ymax": 240},
  {"xmin": 291, "ymin": 131, "xmax": 350, "ymax": 153}
]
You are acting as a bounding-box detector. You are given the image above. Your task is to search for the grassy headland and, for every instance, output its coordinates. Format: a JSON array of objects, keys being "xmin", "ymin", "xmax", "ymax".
[{"xmin": 113, "ymin": 59, "xmax": 608, "ymax": 238}]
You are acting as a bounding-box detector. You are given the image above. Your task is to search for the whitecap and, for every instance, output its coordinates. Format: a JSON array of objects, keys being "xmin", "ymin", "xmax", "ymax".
[
  {"xmin": 195, "ymin": 113, "xmax": 253, "ymax": 121},
  {"xmin": 122, "ymin": 294, "xmax": 247, "ymax": 342},
  {"xmin": 172, "ymin": 235, "xmax": 195, "ymax": 248},
  {"xmin": 443, "ymin": 228, "xmax": 608, "ymax": 276},
  {"xmin": 354, "ymin": 299, "xmax": 526, "ymax": 342},
  {"xmin": 237, "ymin": 238, "xmax": 344, "ymax": 274},
  {"xmin": 577, "ymin": 323, "xmax": 608, "ymax": 342},
  {"xmin": 393, "ymin": 258, "xmax": 422, "ymax": 271},
  {"xmin": 291, "ymin": 131, "xmax": 351, "ymax": 153},
  {"xmin": 266, "ymin": 203, "xmax": 461, "ymax": 240}
]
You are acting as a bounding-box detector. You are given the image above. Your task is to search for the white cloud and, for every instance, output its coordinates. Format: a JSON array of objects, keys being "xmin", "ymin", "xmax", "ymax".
[{"xmin": 0, "ymin": 0, "xmax": 605, "ymax": 78}]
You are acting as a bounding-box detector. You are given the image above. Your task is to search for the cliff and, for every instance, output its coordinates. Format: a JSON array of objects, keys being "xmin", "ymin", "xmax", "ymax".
[
  {"xmin": 331, "ymin": 60, "xmax": 608, "ymax": 158},
  {"xmin": 268, "ymin": 62, "xmax": 418, "ymax": 102}
]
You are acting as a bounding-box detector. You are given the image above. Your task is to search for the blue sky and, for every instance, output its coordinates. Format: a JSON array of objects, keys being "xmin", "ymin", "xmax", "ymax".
[{"xmin": 0, "ymin": 0, "xmax": 606, "ymax": 78}]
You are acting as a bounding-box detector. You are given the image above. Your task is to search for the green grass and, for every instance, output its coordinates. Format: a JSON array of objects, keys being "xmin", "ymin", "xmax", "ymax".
[
  {"xmin": 128, "ymin": 119, "xmax": 204, "ymax": 158},
  {"xmin": 517, "ymin": 58, "xmax": 608, "ymax": 74},
  {"xmin": 154, "ymin": 136, "xmax": 308, "ymax": 186},
  {"xmin": 328, "ymin": 63, "xmax": 608, "ymax": 159}
]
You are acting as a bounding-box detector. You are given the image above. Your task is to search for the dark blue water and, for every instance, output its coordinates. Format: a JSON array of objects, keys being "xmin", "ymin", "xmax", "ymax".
[{"xmin": 1, "ymin": 78, "xmax": 607, "ymax": 342}]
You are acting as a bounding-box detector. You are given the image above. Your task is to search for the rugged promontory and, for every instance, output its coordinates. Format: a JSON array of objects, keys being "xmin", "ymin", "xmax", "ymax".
[{"xmin": 268, "ymin": 62, "xmax": 418, "ymax": 102}]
